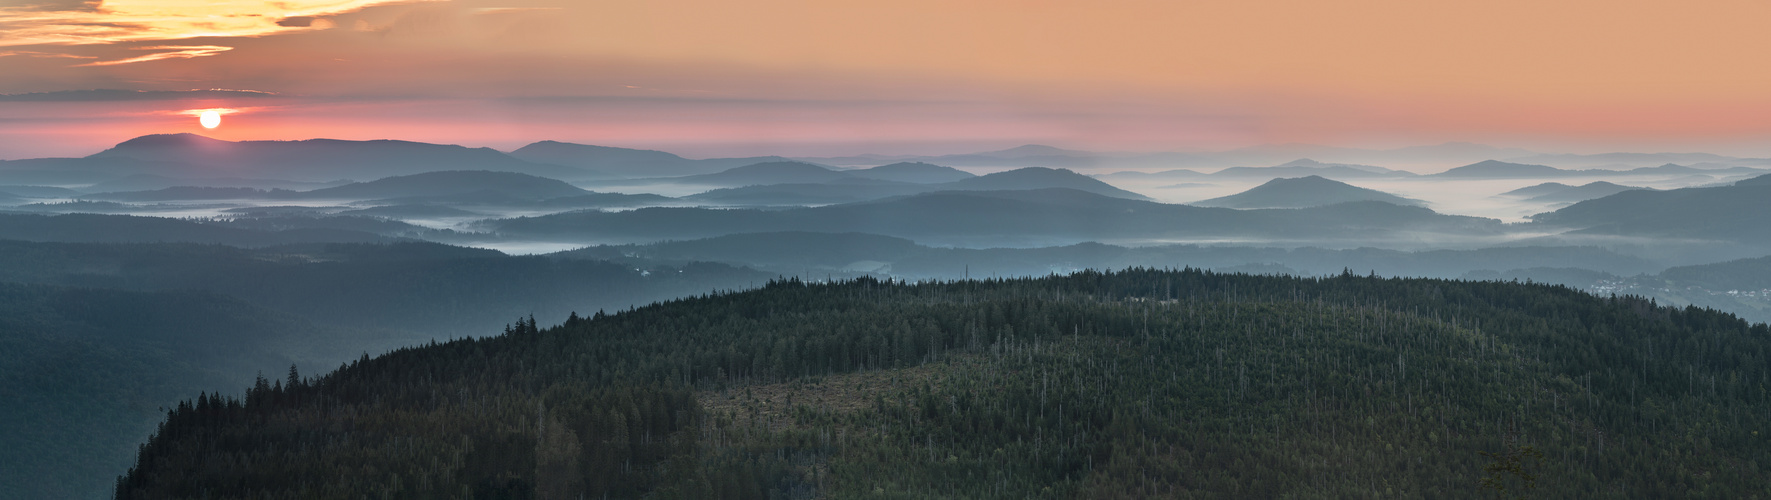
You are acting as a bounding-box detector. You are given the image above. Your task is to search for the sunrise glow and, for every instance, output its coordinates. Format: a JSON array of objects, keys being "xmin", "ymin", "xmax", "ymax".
[
  {"xmin": 199, "ymin": 110, "xmax": 220, "ymax": 129},
  {"xmin": 4, "ymin": 0, "xmax": 1771, "ymax": 158}
]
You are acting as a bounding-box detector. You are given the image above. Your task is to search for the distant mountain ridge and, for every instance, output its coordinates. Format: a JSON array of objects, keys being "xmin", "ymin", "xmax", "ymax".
[
  {"xmin": 1433, "ymin": 160, "xmax": 1573, "ymax": 178},
  {"xmin": 489, "ymin": 187, "xmax": 1499, "ymax": 246},
  {"xmin": 846, "ymin": 162, "xmax": 976, "ymax": 183},
  {"xmin": 507, "ymin": 140, "xmax": 791, "ymax": 178},
  {"xmin": 80, "ymin": 171, "xmax": 670, "ymax": 211},
  {"xmin": 1500, "ymin": 181, "xmax": 1646, "ymax": 203},
  {"xmin": 1529, "ymin": 174, "xmax": 1771, "ymax": 243},
  {"xmin": 685, "ymin": 166, "xmax": 1149, "ymax": 205},
  {"xmin": 1191, "ymin": 175, "xmax": 1423, "ymax": 209},
  {"xmin": 79, "ymin": 134, "xmax": 605, "ymax": 182},
  {"xmin": 559, "ymin": 231, "xmax": 1663, "ymax": 280},
  {"xmin": 299, "ymin": 171, "xmax": 592, "ymax": 200},
  {"xmin": 1208, "ymin": 159, "xmax": 1415, "ymax": 179},
  {"xmin": 1508, "ymin": 151, "xmax": 1771, "ymax": 168},
  {"xmin": 1435, "ymin": 159, "xmax": 1767, "ymax": 179},
  {"xmin": 671, "ymin": 161, "xmax": 854, "ymax": 186},
  {"xmin": 797, "ymin": 141, "xmax": 1542, "ymax": 169}
]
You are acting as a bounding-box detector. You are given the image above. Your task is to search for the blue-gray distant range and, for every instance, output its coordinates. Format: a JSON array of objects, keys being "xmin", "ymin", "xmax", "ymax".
[
  {"xmin": 1, "ymin": 134, "xmax": 1769, "ymax": 252},
  {"xmin": 12, "ymin": 133, "xmax": 1771, "ymax": 499},
  {"xmin": 1188, "ymin": 175, "xmax": 1425, "ymax": 209}
]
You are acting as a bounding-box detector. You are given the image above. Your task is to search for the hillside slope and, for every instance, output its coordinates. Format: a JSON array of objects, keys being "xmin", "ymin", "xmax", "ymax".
[
  {"xmin": 117, "ymin": 270, "xmax": 1771, "ymax": 499},
  {"xmin": 1529, "ymin": 179, "xmax": 1771, "ymax": 243},
  {"xmin": 1191, "ymin": 175, "xmax": 1422, "ymax": 208},
  {"xmin": 0, "ymin": 283, "xmax": 382, "ymax": 500}
]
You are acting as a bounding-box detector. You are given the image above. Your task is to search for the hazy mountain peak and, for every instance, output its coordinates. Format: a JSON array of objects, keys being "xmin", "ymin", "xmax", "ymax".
[
  {"xmin": 511, "ymin": 140, "xmax": 680, "ymax": 157},
  {"xmin": 981, "ymin": 144, "xmax": 1091, "ymax": 158},
  {"xmin": 722, "ymin": 161, "xmax": 838, "ymax": 174},
  {"xmin": 1434, "ymin": 159, "xmax": 1565, "ymax": 178},
  {"xmin": 671, "ymin": 161, "xmax": 849, "ymax": 186},
  {"xmin": 83, "ymin": 134, "xmax": 600, "ymax": 182},
  {"xmin": 851, "ymin": 162, "xmax": 976, "ymax": 183},
  {"xmin": 1192, "ymin": 175, "xmax": 1422, "ymax": 209},
  {"xmin": 1499, "ymin": 182, "xmax": 1573, "ymax": 198},
  {"xmin": 1505, "ymin": 180, "xmax": 1649, "ymax": 203},
  {"xmin": 1734, "ymin": 172, "xmax": 1771, "ymax": 186},
  {"xmin": 300, "ymin": 170, "xmax": 591, "ymax": 200},
  {"xmin": 96, "ymin": 133, "xmax": 233, "ymax": 155},
  {"xmin": 944, "ymin": 167, "xmax": 1152, "ymax": 200}
]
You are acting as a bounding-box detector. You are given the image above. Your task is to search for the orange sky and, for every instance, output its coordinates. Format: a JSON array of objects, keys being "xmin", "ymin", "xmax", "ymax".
[{"xmin": 3, "ymin": 0, "xmax": 1771, "ymax": 158}]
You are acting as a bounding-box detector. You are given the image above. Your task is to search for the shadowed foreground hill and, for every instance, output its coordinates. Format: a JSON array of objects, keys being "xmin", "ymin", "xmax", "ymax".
[
  {"xmin": 0, "ymin": 283, "xmax": 383, "ymax": 500},
  {"xmin": 117, "ymin": 270, "xmax": 1771, "ymax": 498}
]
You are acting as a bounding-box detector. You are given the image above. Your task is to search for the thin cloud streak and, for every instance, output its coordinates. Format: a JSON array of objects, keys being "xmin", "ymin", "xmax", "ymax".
[
  {"xmin": 73, "ymin": 44, "xmax": 231, "ymax": 66},
  {"xmin": 0, "ymin": 49, "xmax": 94, "ymax": 59},
  {"xmin": 0, "ymin": 0, "xmax": 438, "ymax": 47}
]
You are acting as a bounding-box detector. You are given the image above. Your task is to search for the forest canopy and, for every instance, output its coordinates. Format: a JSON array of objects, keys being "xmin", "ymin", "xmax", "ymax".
[{"xmin": 117, "ymin": 269, "xmax": 1771, "ymax": 499}]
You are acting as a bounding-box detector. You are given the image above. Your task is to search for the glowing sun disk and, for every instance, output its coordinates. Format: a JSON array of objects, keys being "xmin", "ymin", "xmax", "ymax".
[{"xmin": 199, "ymin": 110, "xmax": 221, "ymax": 128}]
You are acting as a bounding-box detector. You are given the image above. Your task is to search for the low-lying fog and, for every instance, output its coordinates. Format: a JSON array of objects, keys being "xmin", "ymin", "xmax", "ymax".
[
  {"xmin": 1108, "ymin": 172, "xmax": 1726, "ymax": 224},
  {"xmin": 2, "ymin": 156, "xmax": 1763, "ymax": 263}
]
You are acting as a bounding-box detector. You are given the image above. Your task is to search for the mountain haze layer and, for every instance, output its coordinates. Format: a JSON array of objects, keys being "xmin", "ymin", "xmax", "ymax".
[{"xmin": 1191, "ymin": 175, "xmax": 1423, "ymax": 209}]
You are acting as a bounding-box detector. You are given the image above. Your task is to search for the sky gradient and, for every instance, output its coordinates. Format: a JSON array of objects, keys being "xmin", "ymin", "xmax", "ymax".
[{"xmin": 3, "ymin": 0, "xmax": 1771, "ymax": 159}]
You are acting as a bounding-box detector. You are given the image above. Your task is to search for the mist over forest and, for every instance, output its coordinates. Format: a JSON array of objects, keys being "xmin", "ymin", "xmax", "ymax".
[{"xmin": 6, "ymin": 134, "xmax": 1771, "ymax": 498}]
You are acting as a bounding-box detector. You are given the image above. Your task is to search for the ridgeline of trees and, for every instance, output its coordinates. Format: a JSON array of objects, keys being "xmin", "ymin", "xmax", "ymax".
[
  {"xmin": 0, "ymin": 240, "xmax": 771, "ymax": 337},
  {"xmin": 117, "ymin": 269, "xmax": 1771, "ymax": 498}
]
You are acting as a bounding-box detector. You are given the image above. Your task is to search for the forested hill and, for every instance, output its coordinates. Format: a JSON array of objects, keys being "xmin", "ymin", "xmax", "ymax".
[{"xmin": 117, "ymin": 270, "xmax": 1771, "ymax": 499}]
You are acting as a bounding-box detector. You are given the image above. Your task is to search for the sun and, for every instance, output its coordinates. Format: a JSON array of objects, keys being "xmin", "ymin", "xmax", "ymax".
[{"xmin": 199, "ymin": 110, "xmax": 221, "ymax": 129}]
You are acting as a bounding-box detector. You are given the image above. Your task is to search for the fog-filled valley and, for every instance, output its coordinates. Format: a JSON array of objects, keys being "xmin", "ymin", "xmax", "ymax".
[{"xmin": 7, "ymin": 134, "xmax": 1771, "ymax": 498}]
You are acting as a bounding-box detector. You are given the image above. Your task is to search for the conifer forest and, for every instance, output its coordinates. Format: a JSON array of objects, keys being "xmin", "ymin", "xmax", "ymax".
[{"xmin": 115, "ymin": 269, "xmax": 1771, "ymax": 498}]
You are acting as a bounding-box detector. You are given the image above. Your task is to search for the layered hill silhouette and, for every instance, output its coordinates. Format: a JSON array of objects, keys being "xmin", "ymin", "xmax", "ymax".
[
  {"xmin": 559, "ymin": 231, "xmax": 1661, "ymax": 280},
  {"xmin": 1500, "ymin": 182, "xmax": 1579, "ymax": 198},
  {"xmin": 0, "ymin": 157, "xmax": 183, "ymax": 185},
  {"xmin": 78, "ymin": 174, "xmax": 346, "ymax": 193},
  {"xmin": 297, "ymin": 170, "xmax": 592, "ymax": 200},
  {"xmin": 491, "ymin": 187, "xmax": 1498, "ymax": 245},
  {"xmin": 82, "ymin": 186, "xmax": 296, "ymax": 202},
  {"xmin": 1093, "ymin": 168, "xmax": 1207, "ymax": 181},
  {"xmin": 801, "ymin": 141, "xmax": 1547, "ymax": 169},
  {"xmin": 1190, "ymin": 175, "xmax": 1423, "ymax": 209},
  {"xmin": 686, "ymin": 166, "xmax": 1148, "ymax": 205},
  {"xmin": 507, "ymin": 140, "xmax": 789, "ymax": 178},
  {"xmin": 1098, "ymin": 159, "xmax": 1414, "ymax": 183},
  {"xmin": 1433, "ymin": 160, "xmax": 1574, "ymax": 178},
  {"xmin": 0, "ymin": 213, "xmax": 404, "ymax": 246},
  {"xmin": 1499, "ymin": 181, "xmax": 1646, "ymax": 203},
  {"xmin": 1208, "ymin": 158, "xmax": 1415, "ymax": 179},
  {"xmin": 846, "ymin": 161, "xmax": 976, "ymax": 183},
  {"xmin": 1425, "ymin": 159, "xmax": 1747, "ymax": 179},
  {"xmin": 0, "ymin": 185, "xmax": 80, "ymax": 198},
  {"xmin": 66, "ymin": 134, "xmax": 606, "ymax": 182},
  {"xmin": 938, "ymin": 167, "xmax": 1146, "ymax": 198},
  {"xmin": 78, "ymin": 170, "xmax": 671, "ymax": 210},
  {"xmin": 667, "ymin": 160, "xmax": 973, "ymax": 186},
  {"xmin": 1529, "ymin": 174, "xmax": 1771, "ymax": 243},
  {"xmin": 670, "ymin": 161, "xmax": 854, "ymax": 185}
]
